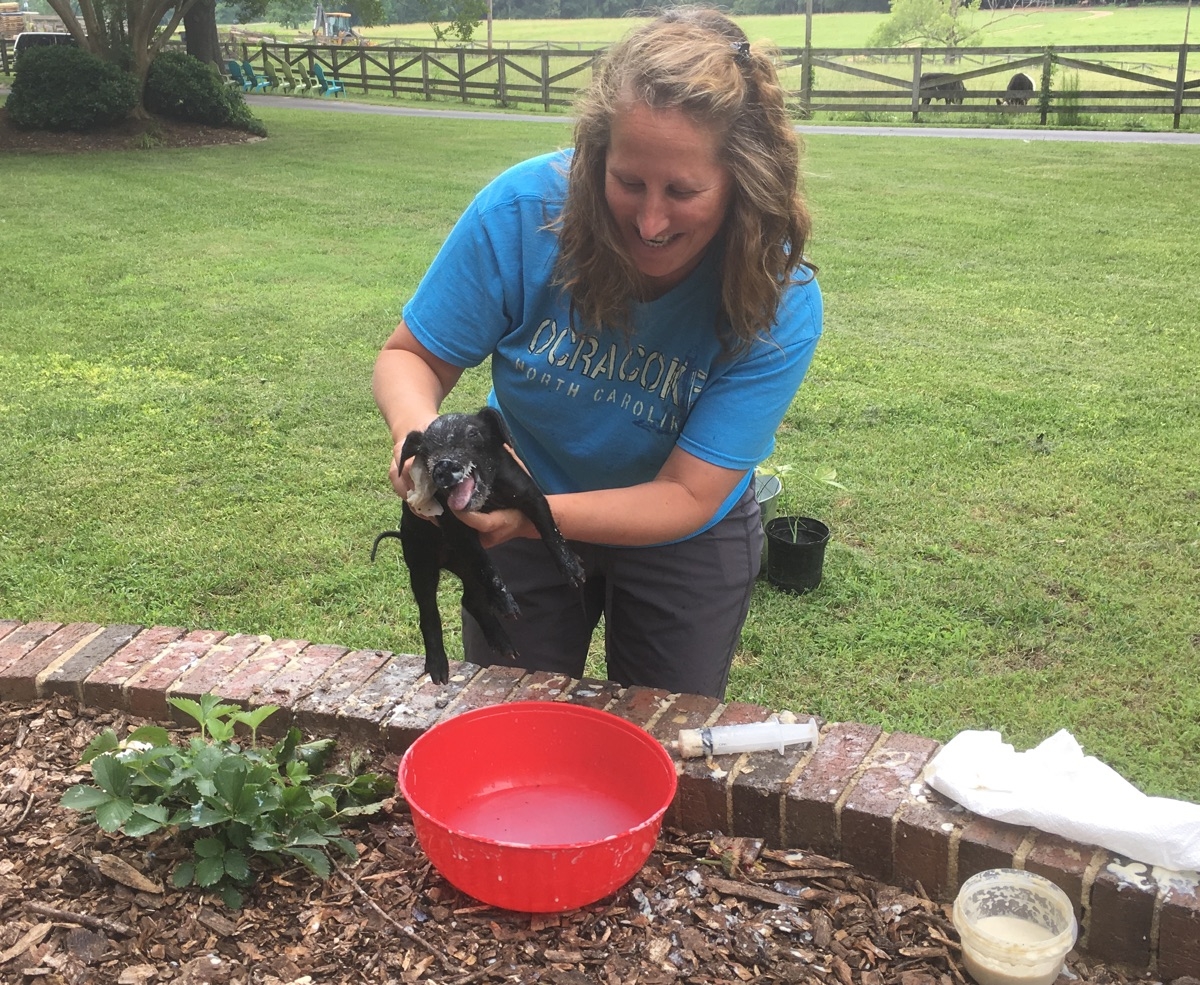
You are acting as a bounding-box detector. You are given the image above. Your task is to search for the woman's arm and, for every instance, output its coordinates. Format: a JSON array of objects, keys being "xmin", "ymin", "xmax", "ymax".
[
  {"xmin": 372, "ymin": 320, "xmax": 464, "ymax": 496},
  {"xmin": 459, "ymin": 445, "xmax": 746, "ymax": 548}
]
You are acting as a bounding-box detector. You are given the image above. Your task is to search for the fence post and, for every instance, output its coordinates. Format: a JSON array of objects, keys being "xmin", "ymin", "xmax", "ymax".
[
  {"xmin": 458, "ymin": 47, "xmax": 466, "ymax": 103},
  {"xmin": 911, "ymin": 49, "xmax": 924, "ymax": 122},
  {"xmin": 1173, "ymin": 44, "xmax": 1187, "ymax": 129},
  {"xmin": 541, "ymin": 51, "xmax": 550, "ymax": 111},
  {"xmin": 498, "ymin": 55, "xmax": 507, "ymax": 106},
  {"xmin": 422, "ymin": 50, "xmax": 430, "ymax": 101},
  {"xmin": 1039, "ymin": 48, "xmax": 1053, "ymax": 126}
]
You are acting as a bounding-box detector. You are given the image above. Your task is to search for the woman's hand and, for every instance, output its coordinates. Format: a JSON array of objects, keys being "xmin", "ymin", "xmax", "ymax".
[{"xmin": 451, "ymin": 506, "xmax": 536, "ymax": 549}]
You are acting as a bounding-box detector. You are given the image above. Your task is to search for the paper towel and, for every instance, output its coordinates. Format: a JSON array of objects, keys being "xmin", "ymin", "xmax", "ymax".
[{"xmin": 923, "ymin": 729, "xmax": 1200, "ymax": 872}]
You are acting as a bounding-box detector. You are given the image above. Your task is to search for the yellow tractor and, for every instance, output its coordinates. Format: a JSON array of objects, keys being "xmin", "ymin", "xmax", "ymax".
[{"xmin": 309, "ymin": 4, "xmax": 373, "ymax": 45}]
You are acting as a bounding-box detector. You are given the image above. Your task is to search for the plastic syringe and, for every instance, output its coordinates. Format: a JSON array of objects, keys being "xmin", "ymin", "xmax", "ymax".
[{"xmin": 674, "ymin": 718, "xmax": 819, "ymax": 758}]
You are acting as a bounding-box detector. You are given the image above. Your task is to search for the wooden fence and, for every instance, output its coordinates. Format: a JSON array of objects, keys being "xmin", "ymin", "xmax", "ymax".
[{"xmin": 3, "ymin": 39, "xmax": 1198, "ymax": 128}]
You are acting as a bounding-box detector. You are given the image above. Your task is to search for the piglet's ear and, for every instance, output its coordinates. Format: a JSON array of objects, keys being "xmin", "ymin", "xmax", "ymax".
[
  {"xmin": 478, "ymin": 406, "xmax": 513, "ymax": 447},
  {"xmin": 399, "ymin": 429, "xmax": 425, "ymax": 466}
]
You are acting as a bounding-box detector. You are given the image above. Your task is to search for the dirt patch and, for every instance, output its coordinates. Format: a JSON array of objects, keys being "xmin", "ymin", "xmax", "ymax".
[
  {"xmin": 0, "ymin": 107, "xmax": 261, "ymax": 154},
  {"xmin": 0, "ymin": 694, "xmax": 1141, "ymax": 985}
]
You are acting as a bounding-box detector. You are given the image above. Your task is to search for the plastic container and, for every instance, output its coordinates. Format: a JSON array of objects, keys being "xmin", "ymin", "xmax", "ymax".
[
  {"xmin": 952, "ymin": 868, "xmax": 1078, "ymax": 985},
  {"xmin": 676, "ymin": 719, "xmax": 819, "ymax": 758},
  {"xmin": 764, "ymin": 516, "xmax": 830, "ymax": 593},
  {"xmin": 397, "ymin": 702, "xmax": 677, "ymax": 913}
]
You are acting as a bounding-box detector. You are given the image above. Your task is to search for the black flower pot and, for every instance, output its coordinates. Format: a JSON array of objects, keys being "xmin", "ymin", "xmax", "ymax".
[{"xmin": 764, "ymin": 516, "xmax": 830, "ymax": 594}]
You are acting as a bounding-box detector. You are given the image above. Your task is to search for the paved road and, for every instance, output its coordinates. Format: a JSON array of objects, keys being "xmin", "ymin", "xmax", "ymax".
[{"xmin": 245, "ymin": 93, "xmax": 1200, "ymax": 144}]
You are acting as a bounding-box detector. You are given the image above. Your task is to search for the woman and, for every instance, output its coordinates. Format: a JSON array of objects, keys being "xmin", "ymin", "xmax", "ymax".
[{"xmin": 373, "ymin": 6, "xmax": 822, "ymax": 700}]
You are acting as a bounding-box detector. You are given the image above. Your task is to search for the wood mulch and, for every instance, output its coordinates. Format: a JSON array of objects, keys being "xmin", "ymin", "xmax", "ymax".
[
  {"xmin": 0, "ymin": 693, "xmax": 1146, "ymax": 985},
  {"xmin": 0, "ymin": 107, "xmax": 261, "ymax": 153}
]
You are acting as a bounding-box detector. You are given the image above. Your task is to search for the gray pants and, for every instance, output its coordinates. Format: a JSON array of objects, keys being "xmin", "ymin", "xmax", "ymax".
[{"xmin": 462, "ymin": 484, "xmax": 762, "ymax": 700}]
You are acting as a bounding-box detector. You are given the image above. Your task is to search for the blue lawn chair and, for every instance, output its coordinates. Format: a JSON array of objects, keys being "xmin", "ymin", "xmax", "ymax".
[
  {"xmin": 240, "ymin": 60, "xmax": 272, "ymax": 93},
  {"xmin": 311, "ymin": 63, "xmax": 345, "ymax": 98},
  {"xmin": 226, "ymin": 60, "xmax": 252, "ymax": 91}
]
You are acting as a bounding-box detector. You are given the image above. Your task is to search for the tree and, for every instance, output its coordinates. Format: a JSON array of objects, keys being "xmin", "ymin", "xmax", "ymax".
[
  {"xmin": 868, "ymin": 0, "xmax": 982, "ymax": 52},
  {"xmin": 418, "ymin": 0, "xmax": 487, "ymax": 43}
]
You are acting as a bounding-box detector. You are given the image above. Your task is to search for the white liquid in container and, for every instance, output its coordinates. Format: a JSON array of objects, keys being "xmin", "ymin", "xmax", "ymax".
[{"xmin": 975, "ymin": 916, "xmax": 1055, "ymax": 944}]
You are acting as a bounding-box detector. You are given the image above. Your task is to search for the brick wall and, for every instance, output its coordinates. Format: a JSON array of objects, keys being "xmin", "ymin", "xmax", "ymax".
[{"xmin": 1, "ymin": 618, "xmax": 1196, "ymax": 977}]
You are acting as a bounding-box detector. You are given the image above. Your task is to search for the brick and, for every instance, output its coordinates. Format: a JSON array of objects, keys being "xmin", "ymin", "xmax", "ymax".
[
  {"xmin": 0, "ymin": 623, "xmax": 100, "ymax": 701},
  {"xmin": 893, "ymin": 783, "xmax": 968, "ymax": 900},
  {"xmin": 606, "ymin": 686, "xmax": 673, "ymax": 728},
  {"xmin": 672, "ymin": 705, "xmax": 772, "ymax": 835},
  {"xmin": 292, "ymin": 649, "xmax": 392, "ymax": 735},
  {"xmin": 508, "ymin": 670, "xmax": 572, "ymax": 703},
  {"xmin": 1082, "ymin": 856, "xmax": 1156, "ymax": 968},
  {"xmin": 1024, "ymin": 832, "xmax": 1096, "ymax": 929},
  {"xmin": 1159, "ymin": 881, "xmax": 1200, "ymax": 980},
  {"xmin": 124, "ymin": 630, "xmax": 229, "ymax": 720},
  {"xmin": 81, "ymin": 626, "xmax": 186, "ymax": 708},
  {"xmin": 0, "ymin": 619, "xmax": 26, "ymax": 644},
  {"xmin": 650, "ymin": 693, "xmax": 722, "ymax": 831},
  {"xmin": 356, "ymin": 654, "xmax": 446, "ymax": 748},
  {"xmin": 40, "ymin": 624, "xmax": 142, "ymax": 700},
  {"xmin": 168, "ymin": 633, "xmax": 268, "ymax": 719},
  {"xmin": 784, "ymin": 722, "xmax": 882, "ymax": 856},
  {"xmin": 0, "ymin": 621, "xmax": 63, "ymax": 676},
  {"xmin": 217, "ymin": 638, "xmax": 309, "ymax": 707},
  {"xmin": 250, "ymin": 643, "xmax": 350, "ymax": 734},
  {"xmin": 957, "ymin": 816, "xmax": 1029, "ymax": 890},
  {"xmin": 728, "ymin": 709, "xmax": 818, "ymax": 844},
  {"xmin": 444, "ymin": 663, "xmax": 525, "ymax": 719},
  {"xmin": 563, "ymin": 678, "xmax": 624, "ymax": 710},
  {"xmin": 840, "ymin": 732, "xmax": 939, "ymax": 883}
]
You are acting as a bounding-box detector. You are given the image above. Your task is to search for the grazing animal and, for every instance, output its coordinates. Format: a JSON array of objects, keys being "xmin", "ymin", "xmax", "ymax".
[
  {"xmin": 919, "ymin": 72, "xmax": 966, "ymax": 105},
  {"xmin": 371, "ymin": 407, "xmax": 585, "ymax": 685},
  {"xmin": 998, "ymin": 71, "xmax": 1035, "ymax": 106}
]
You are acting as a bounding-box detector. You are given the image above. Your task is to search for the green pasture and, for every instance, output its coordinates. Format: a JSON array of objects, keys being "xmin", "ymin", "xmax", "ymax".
[
  {"xmin": 232, "ymin": 5, "xmax": 1199, "ymax": 129},
  {"xmin": 1, "ymin": 107, "xmax": 1198, "ymax": 804},
  {"xmin": 257, "ymin": 5, "xmax": 1197, "ymax": 49}
]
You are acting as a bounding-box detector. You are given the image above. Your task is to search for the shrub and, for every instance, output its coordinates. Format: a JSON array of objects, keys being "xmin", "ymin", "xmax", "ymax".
[
  {"xmin": 7, "ymin": 44, "xmax": 137, "ymax": 132},
  {"xmin": 145, "ymin": 52, "xmax": 267, "ymax": 136}
]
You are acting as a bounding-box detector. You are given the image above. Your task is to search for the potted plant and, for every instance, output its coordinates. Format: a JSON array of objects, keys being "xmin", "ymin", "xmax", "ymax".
[{"xmin": 755, "ymin": 462, "xmax": 844, "ymax": 594}]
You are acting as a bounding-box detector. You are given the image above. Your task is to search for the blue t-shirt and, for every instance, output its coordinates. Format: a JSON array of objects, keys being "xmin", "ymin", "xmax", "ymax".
[{"xmin": 403, "ymin": 151, "xmax": 823, "ymax": 538}]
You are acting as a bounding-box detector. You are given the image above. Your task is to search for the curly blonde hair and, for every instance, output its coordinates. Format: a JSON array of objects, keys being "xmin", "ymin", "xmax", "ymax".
[{"xmin": 554, "ymin": 6, "xmax": 814, "ymax": 350}]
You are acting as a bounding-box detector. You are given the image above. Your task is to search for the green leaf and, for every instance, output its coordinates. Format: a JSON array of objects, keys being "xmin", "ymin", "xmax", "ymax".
[
  {"xmin": 90, "ymin": 755, "xmax": 131, "ymax": 798},
  {"xmin": 60, "ymin": 785, "xmax": 114, "ymax": 812},
  {"xmin": 172, "ymin": 862, "xmax": 195, "ymax": 888},
  {"xmin": 297, "ymin": 738, "xmax": 336, "ymax": 772},
  {"xmin": 213, "ymin": 757, "xmax": 248, "ymax": 807},
  {"xmin": 194, "ymin": 837, "xmax": 226, "ymax": 858},
  {"xmin": 325, "ymin": 836, "xmax": 359, "ymax": 860},
  {"xmin": 219, "ymin": 885, "xmax": 245, "ymax": 910},
  {"xmin": 191, "ymin": 803, "xmax": 232, "ymax": 827},
  {"xmin": 127, "ymin": 725, "xmax": 172, "ymax": 748},
  {"xmin": 222, "ymin": 850, "xmax": 251, "ymax": 883},
  {"xmin": 123, "ymin": 807, "xmax": 167, "ymax": 837},
  {"xmin": 195, "ymin": 856, "xmax": 226, "ymax": 887},
  {"xmin": 167, "ymin": 697, "xmax": 206, "ymax": 727},
  {"xmin": 95, "ymin": 797, "xmax": 135, "ymax": 832},
  {"xmin": 80, "ymin": 730, "xmax": 120, "ymax": 764},
  {"xmin": 283, "ymin": 846, "xmax": 330, "ymax": 880},
  {"xmin": 231, "ymin": 705, "xmax": 278, "ymax": 735}
]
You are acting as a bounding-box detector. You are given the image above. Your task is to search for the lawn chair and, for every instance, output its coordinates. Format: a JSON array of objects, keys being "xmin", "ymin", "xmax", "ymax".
[
  {"xmin": 226, "ymin": 60, "xmax": 252, "ymax": 91},
  {"xmin": 296, "ymin": 64, "xmax": 325, "ymax": 96},
  {"xmin": 263, "ymin": 63, "xmax": 292, "ymax": 94},
  {"xmin": 240, "ymin": 60, "xmax": 272, "ymax": 93},
  {"xmin": 281, "ymin": 62, "xmax": 315, "ymax": 96},
  {"xmin": 211, "ymin": 59, "xmax": 241, "ymax": 89},
  {"xmin": 311, "ymin": 63, "xmax": 346, "ymax": 98}
]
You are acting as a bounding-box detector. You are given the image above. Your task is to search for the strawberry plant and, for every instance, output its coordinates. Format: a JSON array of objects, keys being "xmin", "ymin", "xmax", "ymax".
[{"xmin": 61, "ymin": 694, "xmax": 392, "ymax": 908}]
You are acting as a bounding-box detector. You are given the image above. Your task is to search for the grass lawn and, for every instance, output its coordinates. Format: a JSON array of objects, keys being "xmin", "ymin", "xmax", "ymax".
[
  {"xmin": 1, "ymin": 106, "xmax": 1197, "ymax": 802},
  {"xmin": 266, "ymin": 6, "xmax": 1197, "ymax": 49}
]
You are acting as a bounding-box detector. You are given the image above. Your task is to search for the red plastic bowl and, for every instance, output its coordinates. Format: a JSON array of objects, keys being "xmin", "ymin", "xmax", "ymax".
[{"xmin": 397, "ymin": 701, "xmax": 677, "ymax": 913}]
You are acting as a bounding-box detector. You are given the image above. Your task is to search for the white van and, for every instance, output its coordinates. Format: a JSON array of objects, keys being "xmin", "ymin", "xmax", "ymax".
[{"xmin": 13, "ymin": 31, "xmax": 76, "ymax": 58}]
